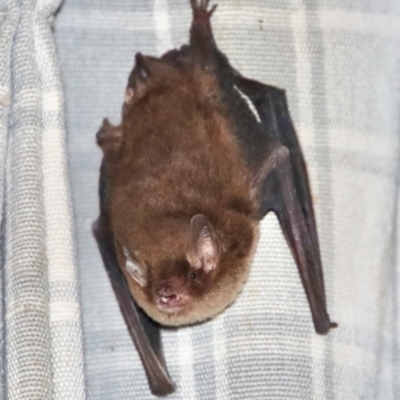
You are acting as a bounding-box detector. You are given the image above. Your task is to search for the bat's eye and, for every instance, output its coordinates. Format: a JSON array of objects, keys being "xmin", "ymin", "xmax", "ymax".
[{"xmin": 190, "ymin": 272, "xmax": 197, "ymax": 280}]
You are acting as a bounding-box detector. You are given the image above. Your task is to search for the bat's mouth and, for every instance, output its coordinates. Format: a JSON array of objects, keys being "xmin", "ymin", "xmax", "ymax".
[{"xmin": 157, "ymin": 294, "xmax": 187, "ymax": 314}]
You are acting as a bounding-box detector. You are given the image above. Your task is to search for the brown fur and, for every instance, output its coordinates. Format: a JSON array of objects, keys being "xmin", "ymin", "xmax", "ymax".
[{"xmin": 100, "ymin": 56, "xmax": 261, "ymax": 326}]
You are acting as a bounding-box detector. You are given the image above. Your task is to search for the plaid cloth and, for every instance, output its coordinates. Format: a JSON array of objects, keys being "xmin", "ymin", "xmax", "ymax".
[
  {"xmin": 0, "ymin": 0, "xmax": 85, "ymax": 399},
  {"xmin": 1, "ymin": 0, "xmax": 399, "ymax": 398}
]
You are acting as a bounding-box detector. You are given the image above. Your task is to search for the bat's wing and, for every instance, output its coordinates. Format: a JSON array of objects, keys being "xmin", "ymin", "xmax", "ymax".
[
  {"xmin": 92, "ymin": 217, "xmax": 175, "ymax": 396},
  {"xmin": 188, "ymin": 0, "xmax": 336, "ymax": 333},
  {"xmin": 234, "ymin": 78, "xmax": 337, "ymax": 334},
  {"xmin": 93, "ymin": 161, "xmax": 175, "ymax": 397}
]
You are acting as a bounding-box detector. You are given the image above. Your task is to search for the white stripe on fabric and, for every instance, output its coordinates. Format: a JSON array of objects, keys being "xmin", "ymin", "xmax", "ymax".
[
  {"xmin": 50, "ymin": 302, "xmax": 81, "ymax": 322},
  {"xmin": 154, "ymin": 0, "xmax": 173, "ymax": 54},
  {"xmin": 177, "ymin": 327, "xmax": 196, "ymax": 400},
  {"xmin": 34, "ymin": 5, "xmax": 86, "ymax": 399},
  {"xmin": 213, "ymin": 314, "xmax": 230, "ymax": 400}
]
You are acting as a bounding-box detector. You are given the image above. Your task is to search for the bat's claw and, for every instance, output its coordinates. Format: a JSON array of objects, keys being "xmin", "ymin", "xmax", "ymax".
[
  {"xmin": 190, "ymin": 0, "xmax": 218, "ymax": 25},
  {"xmin": 189, "ymin": 0, "xmax": 218, "ymax": 44},
  {"xmin": 96, "ymin": 118, "xmax": 112, "ymax": 145},
  {"xmin": 315, "ymin": 316, "xmax": 338, "ymax": 335}
]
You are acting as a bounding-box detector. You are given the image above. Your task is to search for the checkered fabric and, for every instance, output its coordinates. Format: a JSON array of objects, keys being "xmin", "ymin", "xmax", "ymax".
[
  {"xmin": 0, "ymin": 0, "xmax": 85, "ymax": 399},
  {"xmin": 1, "ymin": 0, "xmax": 400, "ymax": 399}
]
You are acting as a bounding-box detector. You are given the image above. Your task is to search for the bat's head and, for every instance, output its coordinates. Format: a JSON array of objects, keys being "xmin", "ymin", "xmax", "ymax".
[{"xmin": 116, "ymin": 213, "xmax": 259, "ymax": 326}]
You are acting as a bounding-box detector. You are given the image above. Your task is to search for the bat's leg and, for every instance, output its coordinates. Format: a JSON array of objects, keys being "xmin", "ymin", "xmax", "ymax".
[
  {"xmin": 189, "ymin": 0, "xmax": 218, "ymax": 63},
  {"xmin": 93, "ymin": 216, "xmax": 175, "ymax": 396},
  {"xmin": 259, "ymin": 145, "xmax": 336, "ymax": 334}
]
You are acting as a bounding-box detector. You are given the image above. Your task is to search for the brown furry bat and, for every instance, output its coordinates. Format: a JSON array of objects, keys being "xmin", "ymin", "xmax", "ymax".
[{"xmin": 93, "ymin": 0, "xmax": 336, "ymax": 396}]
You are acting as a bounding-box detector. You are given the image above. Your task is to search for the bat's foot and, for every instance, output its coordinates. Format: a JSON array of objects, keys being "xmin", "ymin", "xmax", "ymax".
[
  {"xmin": 96, "ymin": 118, "xmax": 123, "ymax": 155},
  {"xmin": 190, "ymin": 0, "xmax": 217, "ymax": 32},
  {"xmin": 96, "ymin": 118, "xmax": 113, "ymax": 144},
  {"xmin": 189, "ymin": 0, "xmax": 218, "ymax": 58}
]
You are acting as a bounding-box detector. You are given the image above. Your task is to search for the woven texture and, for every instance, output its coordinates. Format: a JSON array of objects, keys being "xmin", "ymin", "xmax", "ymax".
[
  {"xmin": 0, "ymin": 0, "xmax": 17, "ymax": 395},
  {"xmin": 0, "ymin": 0, "xmax": 85, "ymax": 398},
  {"xmin": 1, "ymin": 0, "xmax": 397, "ymax": 398}
]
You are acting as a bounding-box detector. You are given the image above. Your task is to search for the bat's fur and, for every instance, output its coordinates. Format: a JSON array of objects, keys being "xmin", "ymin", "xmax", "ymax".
[{"xmin": 98, "ymin": 55, "xmax": 261, "ymax": 326}]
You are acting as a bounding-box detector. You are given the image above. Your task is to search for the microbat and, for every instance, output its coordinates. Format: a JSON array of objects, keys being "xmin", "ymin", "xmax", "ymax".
[{"xmin": 93, "ymin": 0, "xmax": 337, "ymax": 396}]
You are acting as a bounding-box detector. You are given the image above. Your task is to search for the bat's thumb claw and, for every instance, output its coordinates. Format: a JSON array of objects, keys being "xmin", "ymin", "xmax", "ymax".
[{"xmin": 314, "ymin": 315, "xmax": 337, "ymax": 335}]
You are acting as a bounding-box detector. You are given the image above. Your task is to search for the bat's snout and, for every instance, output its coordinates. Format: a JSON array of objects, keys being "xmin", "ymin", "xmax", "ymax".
[
  {"xmin": 159, "ymin": 293, "xmax": 181, "ymax": 305},
  {"xmin": 153, "ymin": 281, "xmax": 188, "ymax": 312}
]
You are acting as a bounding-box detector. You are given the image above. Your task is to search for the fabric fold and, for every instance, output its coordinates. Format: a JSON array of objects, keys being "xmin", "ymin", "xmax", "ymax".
[{"xmin": 1, "ymin": 0, "xmax": 86, "ymax": 398}]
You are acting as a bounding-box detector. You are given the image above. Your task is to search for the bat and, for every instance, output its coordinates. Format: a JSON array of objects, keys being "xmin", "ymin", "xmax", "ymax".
[{"xmin": 93, "ymin": 0, "xmax": 337, "ymax": 396}]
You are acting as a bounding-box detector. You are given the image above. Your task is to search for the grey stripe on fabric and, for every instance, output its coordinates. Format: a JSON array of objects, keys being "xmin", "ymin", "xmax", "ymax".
[
  {"xmin": 0, "ymin": 1, "xmax": 19, "ymax": 399},
  {"xmin": 393, "ymin": 181, "xmax": 400, "ymax": 399},
  {"xmin": 0, "ymin": 221, "xmax": 4, "ymax": 400}
]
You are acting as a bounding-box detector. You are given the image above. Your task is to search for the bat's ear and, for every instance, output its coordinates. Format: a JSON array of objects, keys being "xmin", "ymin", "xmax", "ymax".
[
  {"xmin": 125, "ymin": 53, "xmax": 182, "ymax": 108},
  {"xmin": 122, "ymin": 246, "xmax": 147, "ymax": 286},
  {"xmin": 186, "ymin": 214, "xmax": 219, "ymax": 272},
  {"xmin": 125, "ymin": 53, "xmax": 152, "ymax": 105}
]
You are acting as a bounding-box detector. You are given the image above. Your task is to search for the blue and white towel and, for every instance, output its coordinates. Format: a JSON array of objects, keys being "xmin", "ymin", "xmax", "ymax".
[{"xmin": 1, "ymin": 0, "xmax": 400, "ymax": 399}]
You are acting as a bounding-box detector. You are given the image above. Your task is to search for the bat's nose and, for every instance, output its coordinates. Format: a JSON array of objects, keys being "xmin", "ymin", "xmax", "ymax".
[{"xmin": 154, "ymin": 282, "xmax": 175, "ymax": 297}]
